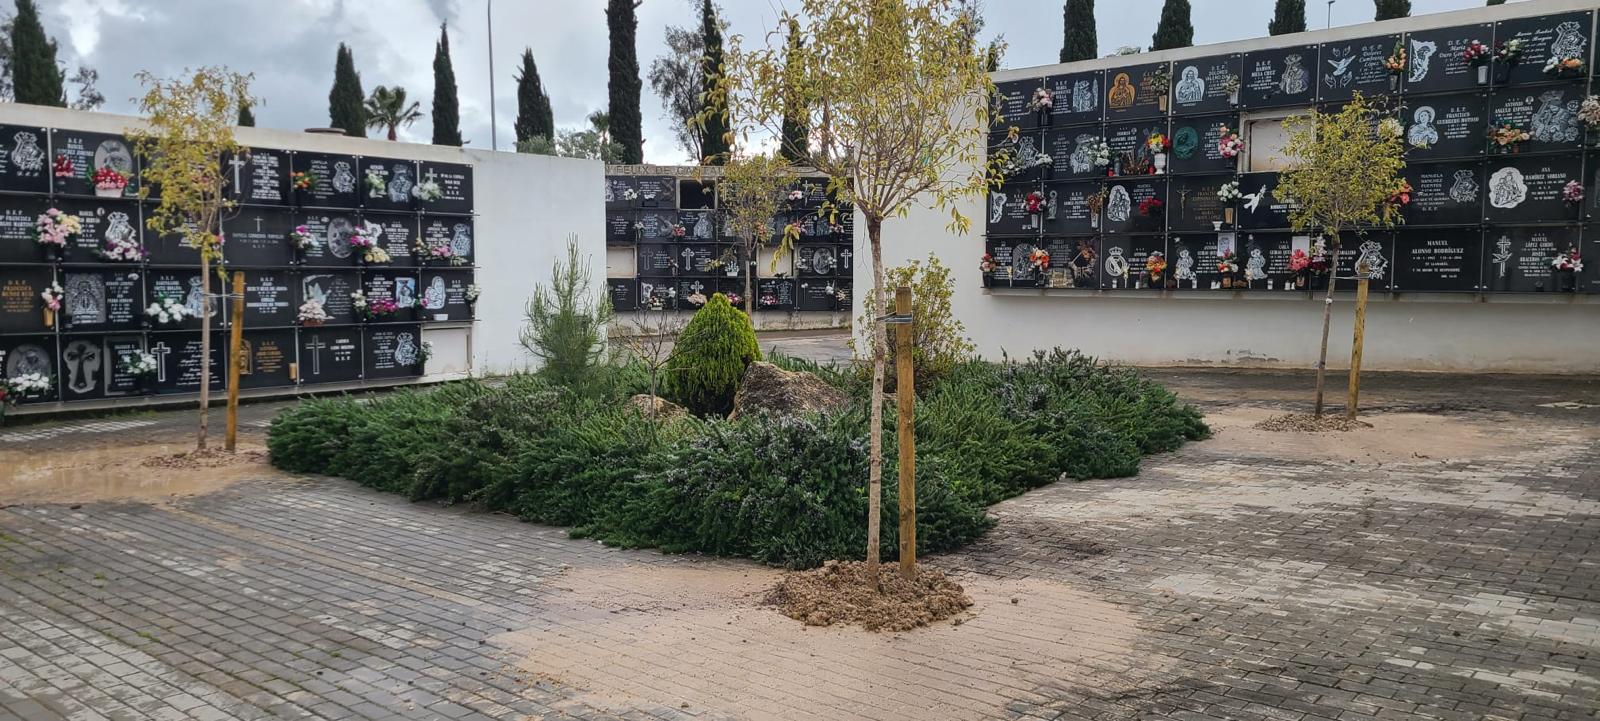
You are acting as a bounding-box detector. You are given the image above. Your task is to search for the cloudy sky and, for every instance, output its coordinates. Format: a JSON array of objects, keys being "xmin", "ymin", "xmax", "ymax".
[{"xmin": 45, "ymin": 0, "xmax": 1505, "ymax": 164}]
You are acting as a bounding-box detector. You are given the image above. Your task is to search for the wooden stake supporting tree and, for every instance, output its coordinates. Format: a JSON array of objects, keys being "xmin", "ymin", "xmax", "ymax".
[
  {"xmin": 892, "ymin": 285, "xmax": 916, "ymax": 578},
  {"xmin": 706, "ymin": 0, "xmax": 1002, "ymax": 589},
  {"xmin": 1275, "ymin": 93, "xmax": 1405, "ymax": 418},
  {"xmin": 130, "ymin": 67, "xmax": 254, "ymax": 451}
]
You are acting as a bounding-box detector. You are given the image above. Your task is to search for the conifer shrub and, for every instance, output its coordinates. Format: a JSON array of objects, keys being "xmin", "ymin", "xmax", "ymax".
[{"xmin": 663, "ymin": 293, "xmax": 760, "ymax": 416}]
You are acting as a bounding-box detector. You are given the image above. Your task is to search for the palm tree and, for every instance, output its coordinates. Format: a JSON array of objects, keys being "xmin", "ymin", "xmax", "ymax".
[
  {"xmin": 587, "ymin": 110, "xmax": 611, "ymax": 146},
  {"xmin": 364, "ymin": 86, "xmax": 423, "ymax": 141}
]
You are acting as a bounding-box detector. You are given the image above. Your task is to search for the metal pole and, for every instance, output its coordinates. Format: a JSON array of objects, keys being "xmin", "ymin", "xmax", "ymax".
[
  {"xmin": 1327, "ymin": 0, "xmax": 1335, "ymax": 29},
  {"xmin": 487, "ymin": 0, "xmax": 498, "ymax": 151}
]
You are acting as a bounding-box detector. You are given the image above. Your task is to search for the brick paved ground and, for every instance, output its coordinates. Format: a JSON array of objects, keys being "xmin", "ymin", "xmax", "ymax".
[{"xmin": 2, "ymin": 362, "xmax": 1598, "ymax": 720}]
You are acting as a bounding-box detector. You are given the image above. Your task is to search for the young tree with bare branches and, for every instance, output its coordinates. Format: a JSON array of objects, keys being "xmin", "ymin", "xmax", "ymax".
[
  {"xmin": 707, "ymin": 0, "xmax": 1000, "ymax": 588},
  {"xmin": 712, "ymin": 153, "xmax": 797, "ymax": 314}
]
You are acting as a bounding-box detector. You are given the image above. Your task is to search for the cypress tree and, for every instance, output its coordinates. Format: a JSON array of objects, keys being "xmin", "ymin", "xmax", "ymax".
[
  {"xmin": 1375, "ymin": 0, "xmax": 1411, "ymax": 21},
  {"xmin": 606, "ymin": 0, "xmax": 644, "ymax": 164},
  {"xmin": 698, "ymin": 0, "xmax": 730, "ymax": 165},
  {"xmin": 514, "ymin": 48, "xmax": 555, "ymax": 144},
  {"xmin": 431, "ymin": 24, "xmax": 462, "ymax": 146},
  {"xmin": 1269, "ymin": 0, "xmax": 1307, "ymax": 36},
  {"xmin": 1060, "ymin": 0, "xmax": 1097, "ymax": 63},
  {"xmin": 238, "ymin": 102, "xmax": 256, "ymax": 127},
  {"xmin": 11, "ymin": 0, "xmax": 64, "ymax": 106},
  {"xmin": 1150, "ymin": 0, "xmax": 1193, "ymax": 51},
  {"xmin": 779, "ymin": 19, "xmax": 809, "ymax": 164},
  {"xmin": 328, "ymin": 44, "xmax": 366, "ymax": 138}
]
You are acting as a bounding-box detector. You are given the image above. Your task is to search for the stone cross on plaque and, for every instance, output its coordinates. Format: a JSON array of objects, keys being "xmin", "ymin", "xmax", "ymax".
[
  {"xmin": 229, "ymin": 155, "xmax": 248, "ymax": 190},
  {"xmin": 688, "ymin": 280, "xmax": 706, "ymax": 295},
  {"xmin": 305, "ymin": 336, "xmax": 327, "ymax": 376},
  {"xmin": 680, "ymin": 247, "xmax": 696, "ymax": 269},
  {"xmin": 253, "ymin": 216, "xmax": 265, "ymax": 232},
  {"xmin": 424, "ymin": 168, "xmax": 439, "ymax": 184},
  {"xmin": 150, "ymin": 342, "xmax": 172, "ymax": 382},
  {"xmin": 841, "ymin": 249, "xmax": 854, "ymax": 268}
]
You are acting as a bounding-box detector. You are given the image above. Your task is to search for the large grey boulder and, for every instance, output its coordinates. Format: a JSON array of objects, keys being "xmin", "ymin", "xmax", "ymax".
[{"xmin": 729, "ymin": 361, "xmax": 850, "ymax": 420}]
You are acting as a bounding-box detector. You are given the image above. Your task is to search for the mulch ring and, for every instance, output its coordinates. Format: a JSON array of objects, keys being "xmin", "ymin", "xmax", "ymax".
[
  {"xmin": 766, "ymin": 560, "xmax": 973, "ymax": 632},
  {"xmin": 1252, "ymin": 413, "xmax": 1374, "ymax": 433},
  {"xmin": 140, "ymin": 447, "xmax": 268, "ymax": 469}
]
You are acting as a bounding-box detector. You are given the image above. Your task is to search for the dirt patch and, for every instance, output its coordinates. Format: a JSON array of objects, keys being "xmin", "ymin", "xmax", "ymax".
[
  {"xmin": 1196, "ymin": 406, "xmax": 1520, "ymax": 464},
  {"xmin": 0, "ymin": 440, "xmax": 279, "ymax": 505},
  {"xmin": 766, "ymin": 560, "xmax": 972, "ymax": 632},
  {"xmin": 1252, "ymin": 413, "xmax": 1373, "ymax": 432},
  {"xmin": 496, "ymin": 561, "xmax": 1153, "ymax": 720}
]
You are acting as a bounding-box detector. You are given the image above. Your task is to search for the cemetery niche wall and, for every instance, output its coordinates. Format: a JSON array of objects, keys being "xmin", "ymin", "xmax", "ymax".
[
  {"xmin": 984, "ymin": 9, "xmax": 1600, "ymax": 298},
  {"xmin": 604, "ymin": 170, "xmax": 853, "ymax": 316},
  {"xmin": 0, "ymin": 126, "xmax": 475, "ymax": 409}
]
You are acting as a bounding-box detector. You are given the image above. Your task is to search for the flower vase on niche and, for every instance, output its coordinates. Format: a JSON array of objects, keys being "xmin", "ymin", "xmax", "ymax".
[
  {"xmin": 1153, "ymin": 153, "xmax": 1167, "ymax": 174},
  {"xmin": 1476, "ymin": 64, "xmax": 1490, "ymax": 86},
  {"xmin": 1223, "ymin": 207, "xmax": 1235, "ymax": 227},
  {"xmin": 42, "ymin": 307, "xmax": 54, "ymax": 328},
  {"xmin": 1556, "ymin": 269, "xmax": 1577, "ymax": 293}
]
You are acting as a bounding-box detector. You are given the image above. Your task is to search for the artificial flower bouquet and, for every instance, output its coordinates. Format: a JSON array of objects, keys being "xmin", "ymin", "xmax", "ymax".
[
  {"xmin": 1462, "ymin": 40, "xmax": 1491, "ymax": 65},
  {"xmin": 290, "ymin": 170, "xmax": 317, "ymax": 191},
  {"xmin": 979, "ymin": 252, "xmax": 997, "ymax": 274},
  {"xmin": 99, "ymin": 233, "xmax": 145, "ymax": 262},
  {"xmin": 1024, "ymin": 191, "xmax": 1046, "ymax": 215},
  {"xmin": 145, "ymin": 296, "xmax": 196, "ymax": 327},
  {"xmin": 288, "ymin": 225, "xmax": 317, "ymax": 250},
  {"xmin": 92, "ymin": 166, "xmax": 129, "ymax": 197},
  {"xmin": 1217, "ymin": 126, "xmax": 1243, "ymax": 159},
  {"xmin": 365, "ymin": 168, "xmax": 387, "ymax": 197},
  {"xmin": 298, "ymin": 297, "xmax": 331, "ymax": 326},
  {"xmin": 1551, "ymin": 247, "xmax": 1583, "ymax": 273},
  {"xmin": 1487, "ymin": 121, "xmax": 1530, "ymax": 151},
  {"xmin": 411, "ymin": 180, "xmax": 444, "ymax": 202},
  {"xmin": 35, "ymin": 208, "xmax": 82, "ymax": 251},
  {"xmin": 1145, "ymin": 251, "xmax": 1167, "ymax": 282},
  {"xmin": 1562, "ymin": 180, "xmax": 1584, "ymax": 206},
  {"xmin": 1544, "ymin": 55, "xmax": 1585, "ymax": 78}
]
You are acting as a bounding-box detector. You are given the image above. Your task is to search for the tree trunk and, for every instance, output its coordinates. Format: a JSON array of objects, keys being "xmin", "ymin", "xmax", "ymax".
[
  {"xmin": 197, "ymin": 253, "xmax": 212, "ymax": 450},
  {"xmin": 745, "ymin": 242, "xmax": 755, "ymax": 315},
  {"xmin": 388, "ymin": 126, "xmax": 398, "ymax": 141},
  {"xmin": 1312, "ymin": 235, "xmax": 1340, "ymax": 417},
  {"xmin": 865, "ymin": 217, "xmax": 886, "ymax": 591}
]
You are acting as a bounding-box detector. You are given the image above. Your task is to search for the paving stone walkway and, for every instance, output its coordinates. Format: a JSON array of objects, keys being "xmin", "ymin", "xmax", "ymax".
[{"xmin": 2, "ymin": 366, "xmax": 1598, "ymax": 721}]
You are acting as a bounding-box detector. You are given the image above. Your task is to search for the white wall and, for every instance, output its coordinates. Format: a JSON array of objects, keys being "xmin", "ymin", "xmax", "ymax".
[
  {"xmin": 857, "ymin": 0, "xmax": 1600, "ymax": 374},
  {"xmin": 0, "ymin": 104, "xmax": 601, "ymax": 398}
]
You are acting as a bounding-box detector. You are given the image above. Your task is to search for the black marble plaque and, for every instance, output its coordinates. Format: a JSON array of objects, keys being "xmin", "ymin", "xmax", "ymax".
[
  {"xmin": 1046, "ymin": 70, "xmax": 1104, "ymax": 126},
  {"xmin": 1168, "ymin": 114, "xmax": 1238, "ymax": 175},
  {"xmin": 149, "ymin": 331, "xmax": 224, "ymax": 394},
  {"xmin": 416, "ymin": 161, "xmax": 472, "ymax": 214},
  {"xmin": 676, "ymin": 278, "xmax": 718, "ymax": 309},
  {"xmin": 986, "ymin": 183, "xmax": 1041, "ymax": 236},
  {"xmin": 678, "ymin": 209, "xmax": 720, "ymax": 241},
  {"xmin": 418, "ymin": 216, "xmax": 473, "ymax": 266},
  {"xmin": 237, "ymin": 329, "xmax": 297, "ymax": 389},
  {"xmin": 607, "ymin": 211, "xmax": 636, "ymax": 244},
  {"xmin": 367, "ymin": 212, "xmax": 419, "ymax": 268},
  {"xmin": 1392, "ymin": 228, "xmax": 1480, "ymax": 291},
  {"xmin": 607, "ymin": 278, "xmax": 638, "ymax": 312},
  {"xmin": 638, "ymin": 277, "xmax": 677, "ymax": 311},
  {"xmin": 755, "ymin": 278, "xmax": 795, "ymax": 311},
  {"xmin": 221, "ymin": 209, "xmax": 297, "ymax": 267},
  {"xmin": 0, "ymin": 197, "xmax": 41, "ymax": 264},
  {"xmin": 104, "ymin": 336, "xmax": 145, "ymax": 397},
  {"xmin": 1167, "ymin": 174, "xmax": 1232, "ymax": 231},
  {"xmin": 796, "ymin": 278, "xmax": 847, "ymax": 311},
  {"xmin": 1167, "ymin": 234, "xmax": 1226, "ymax": 289},
  {"xmin": 142, "ymin": 213, "xmax": 203, "ymax": 267},
  {"xmin": 292, "ymin": 152, "xmax": 360, "ymax": 208},
  {"xmin": 47, "ymin": 199, "xmax": 142, "ymax": 260},
  {"xmin": 1236, "ymin": 173, "xmax": 1296, "ymax": 230},
  {"xmin": 635, "ymin": 210, "xmax": 680, "ymax": 241},
  {"xmin": 1171, "ymin": 55, "xmax": 1239, "ymax": 116},
  {"xmin": 795, "ymin": 244, "xmax": 845, "ymax": 277},
  {"xmin": 1241, "ymin": 45, "xmax": 1318, "ymax": 109},
  {"xmin": 364, "ymin": 269, "xmax": 421, "ymax": 319},
  {"xmin": 298, "ymin": 326, "xmax": 361, "ymax": 384},
  {"xmin": 1040, "ymin": 236, "xmax": 1101, "ymax": 288},
  {"xmin": 1483, "ymin": 156, "xmax": 1582, "ymax": 223},
  {"xmin": 1319, "ymin": 232, "xmax": 1393, "ymax": 291},
  {"xmin": 1318, "ymin": 35, "xmax": 1401, "ymax": 102},
  {"xmin": 1403, "ymin": 162, "xmax": 1484, "ymax": 226},
  {"xmin": 358, "ymin": 157, "xmax": 419, "ymax": 212},
  {"xmin": 1046, "ymin": 128, "xmax": 1109, "ymax": 180},
  {"xmin": 0, "ymin": 267, "xmax": 52, "ymax": 333},
  {"xmin": 60, "ymin": 268, "xmax": 141, "ymax": 332},
  {"xmin": 637, "ymin": 244, "xmax": 676, "ymax": 275},
  {"xmin": 1040, "ymin": 181, "xmax": 1099, "ymax": 234},
  {"xmin": 1482, "ymin": 226, "xmax": 1578, "ymax": 292},
  {"xmin": 987, "ymin": 238, "xmax": 1042, "ymax": 282},
  {"xmin": 1104, "ymin": 63, "xmax": 1168, "ymax": 120},
  {"xmin": 604, "ymin": 176, "xmax": 638, "ymax": 209},
  {"xmin": 1402, "ymin": 93, "xmax": 1486, "ymax": 160},
  {"xmin": 1099, "ymin": 236, "xmax": 1166, "ymax": 290},
  {"xmin": 146, "ymin": 269, "xmax": 223, "ymax": 331},
  {"xmin": 296, "ymin": 211, "xmax": 362, "ymax": 267},
  {"xmin": 1105, "ymin": 120, "xmax": 1165, "ymax": 174},
  {"xmin": 1234, "ymin": 234, "xmax": 1296, "ymax": 290},
  {"xmin": 635, "ymin": 176, "xmax": 677, "ymax": 208},
  {"xmin": 49, "ymin": 129, "xmax": 137, "ymax": 198},
  {"xmin": 677, "ymin": 244, "xmax": 722, "ymax": 276},
  {"xmin": 0, "ymin": 125, "xmax": 50, "ymax": 194},
  {"xmin": 992, "ymin": 79, "xmax": 1039, "ymax": 130},
  {"xmin": 0, "ymin": 335, "xmax": 56, "ymax": 402},
  {"xmin": 1102, "ymin": 179, "xmax": 1164, "ymax": 234},
  {"xmin": 1488, "ymin": 85, "xmax": 1584, "ymax": 154},
  {"xmin": 1402, "ymin": 24, "xmax": 1494, "ymax": 94},
  {"xmin": 241, "ymin": 269, "xmax": 296, "ymax": 328},
  {"xmin": 224, "ymin": 148, "xmax": 289, "ymax": 206},
  {"xmin": 414, "ymin": 268, "xmax": 473, "ymax": 322},
  {"xmin": 298, "ymin": 271, "xmax": 359, "ymax": 326},
  {"xmin": 1494, "ymin": 12, "xmax": 1593, "ymax": 87}
]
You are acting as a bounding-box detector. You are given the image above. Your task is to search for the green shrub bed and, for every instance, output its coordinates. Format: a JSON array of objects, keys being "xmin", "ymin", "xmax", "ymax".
[{"xmin": 267, "ymin": 349, "xmax": 1207, "ymax": 568}]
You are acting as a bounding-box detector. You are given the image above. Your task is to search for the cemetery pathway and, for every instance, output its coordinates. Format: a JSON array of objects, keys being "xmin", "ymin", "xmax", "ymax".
[{"xmin": 2, "ymin": 362, "xmax": 1599, "ymax": 721}]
